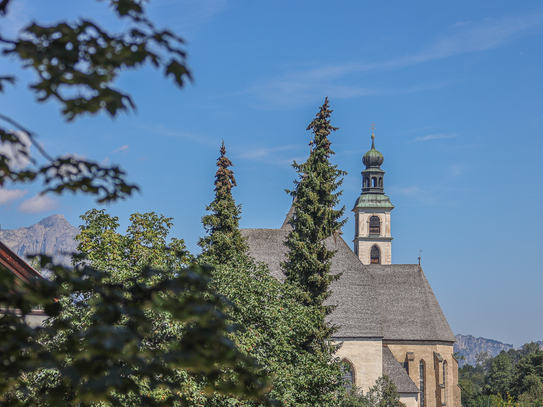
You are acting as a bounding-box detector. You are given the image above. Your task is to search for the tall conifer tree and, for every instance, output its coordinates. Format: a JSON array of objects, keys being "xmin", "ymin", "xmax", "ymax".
[
  {"xmin": 199, "ymin": 141, "xmax": 247, "ymax": 262},
  {"xmin": 280, "ymin": 98, "xmax": 347, "ymax": 404},
  {"xmin": 282, "ymin": 97, "xmax": 347, "ymax": 310}
]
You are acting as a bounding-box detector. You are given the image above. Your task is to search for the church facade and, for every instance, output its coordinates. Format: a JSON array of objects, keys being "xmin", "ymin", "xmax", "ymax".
[{"xmin": 242, "ymin": 134, "xmax": 460, "ymax": 407}]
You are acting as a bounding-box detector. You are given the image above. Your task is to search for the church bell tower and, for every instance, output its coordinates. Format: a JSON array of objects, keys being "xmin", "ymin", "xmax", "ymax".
[{"xmin": 353, "ymin": 126, "xmax": 394, "ymax": 265}]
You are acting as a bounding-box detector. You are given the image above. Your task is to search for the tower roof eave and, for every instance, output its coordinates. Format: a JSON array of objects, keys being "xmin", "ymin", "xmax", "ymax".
[{"xmin": 353, "ymin": 194, "xmax": 394, "ymax": 210}]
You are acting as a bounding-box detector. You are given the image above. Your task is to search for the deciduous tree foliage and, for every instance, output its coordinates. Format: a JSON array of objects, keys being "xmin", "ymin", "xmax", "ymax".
[
  {"xmin": 0, "ymin": 2, "xmax": 276, "ymax": 405},
  {"xmin": 460, "ymin": 345, "xmax": 543, "ymax": 407},
  {"xmin": 0, "ymin": 210, "xmax": 273, "ymax": 406},
  {"xmin": 513, "ymin": 350, "xmax": 543, "ymax": 399},
  {"xmin": 0, "ymin": 0, "xmax": 192, "ymax": 202},
  {"xmin": 339, "ymin": 375, "xmax": 404, "ymax": 407},
  {"xmin": 486, "ymin": 352, "xmax": 514, "ymax": 397},
  {"xmin": 203, "ymin": 255, "xmax": 343, "ymax": 407}
]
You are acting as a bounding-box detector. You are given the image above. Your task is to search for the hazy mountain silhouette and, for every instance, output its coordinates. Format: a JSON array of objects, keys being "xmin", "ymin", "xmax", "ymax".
[
  {"xmin": 454, "ymin": 334, "xmax": 543, "ymax": 367},
  {"xmin": 0, "ymin": 215, "xmax": 79, "ymax": 274}
]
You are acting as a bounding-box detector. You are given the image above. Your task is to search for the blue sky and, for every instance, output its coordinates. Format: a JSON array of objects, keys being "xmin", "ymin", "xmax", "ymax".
[{"xmin": 1, "ymin": 0, "xmax": 542, "ymax": 347}]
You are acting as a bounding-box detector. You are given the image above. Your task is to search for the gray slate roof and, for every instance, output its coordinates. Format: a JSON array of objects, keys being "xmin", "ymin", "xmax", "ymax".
[
  {"xmin": 242, "ymin": 227, "xmax": 383, "ymax": 337},
  {"xmin": 382, "ymin": 346, "xmax": 420, "ymax": 394},
  {"xmin": 241, "ymin": 207, "xmax": 455, "ymax": 342},
  {"xmin": 368, "ymin": 265, "xmax": 455, "ymax": 342}
]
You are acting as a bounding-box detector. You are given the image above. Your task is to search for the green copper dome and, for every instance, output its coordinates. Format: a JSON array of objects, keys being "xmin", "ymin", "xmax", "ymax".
[{"xmin": 362, "ymin": 137, "xmax": 384, "ymax": 168}]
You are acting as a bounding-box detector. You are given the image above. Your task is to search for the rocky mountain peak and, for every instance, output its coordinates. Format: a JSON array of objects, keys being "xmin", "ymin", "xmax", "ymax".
[
  {"xmin": 38, "ymin": 214, "xmax": 69, "ymax": 228},
  {"xmin": 0, "ymin": 214, "xmax": 79, "ymax": 270}
]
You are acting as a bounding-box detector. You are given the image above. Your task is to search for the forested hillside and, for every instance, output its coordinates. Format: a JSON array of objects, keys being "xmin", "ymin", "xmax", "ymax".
[{"xmin": 459, "ymin": 342, "xmax": 543, "ymax": 407}]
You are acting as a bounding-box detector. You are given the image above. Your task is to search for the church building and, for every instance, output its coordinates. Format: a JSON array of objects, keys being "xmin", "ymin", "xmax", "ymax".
[{"xmin": 242, "ymin": 133, "xmax": 460, "ymax": 407}]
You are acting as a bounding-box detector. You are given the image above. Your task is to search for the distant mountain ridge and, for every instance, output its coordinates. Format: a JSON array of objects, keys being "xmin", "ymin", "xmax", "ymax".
[
  {"xmin": 454, "ymin": 334, "xmax": 543, "ymax": 367},
  {"xmin": 0, "ymin": 215, "xmax": 79, "ymax": 271}
]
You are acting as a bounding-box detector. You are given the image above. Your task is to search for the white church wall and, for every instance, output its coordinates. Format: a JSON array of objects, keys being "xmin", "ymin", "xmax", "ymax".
[
  {"xmin": 400, "ymin": 393, "xmax": 419, "ymax": 407},
  {"xmin": 334, "ymin": 338, "xmax": 383, "ymax": 392}
]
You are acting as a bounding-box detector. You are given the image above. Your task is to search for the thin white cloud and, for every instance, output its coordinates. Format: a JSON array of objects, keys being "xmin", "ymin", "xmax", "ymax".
[
  {"xmin": 153, "ymin": 0, "xmax": 227, "ymax": 37},
  {"xmin": 449, "ymin": 164, "xmax": 465, "ymax": 177},
  {"xmin": 236, "ymin": 144, "xmax": 298, "ymax": 160},
  {"xmin": 393, "ymin": 186, "xmax": 423, "ymax": 196},
  {"xmin": 246, "ymin": 12, "xmax": 543, "ymax": 108},
  {"xmin": 388, "ymin": 186, "xmax": 440, "ymax": 206},
  {"xmin": 18, "ymin": 194, "xmax": 60, "ymax": 214},
  {"xmin": 236, "ymin": 144, "xmax": 306, "ymax": 166},
  {"xmin": 452, "ymin": 21, "xmax": 472, "ymax": 27},
  {"xmin": 413, "ymin": 133, "xmax": 458, "ymax": 142},
  {"xmin": 136, "ymin": 123, "xmax": 218, "ymax": 147},
  {"xmin": 113, "ymin": 144, "xmax": 129, "ymax": 153},
  {"xmin": 0, "ymin": 188, "xmax": 28, "ymax": 206},
  {"xmin": 1, "ymin": 0, "xmax": 30, "ymax": 37}
]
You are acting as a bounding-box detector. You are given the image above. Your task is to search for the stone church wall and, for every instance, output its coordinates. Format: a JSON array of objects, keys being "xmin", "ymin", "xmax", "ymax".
[
  {"xmin": 385, "ymin": 341, "xmax": 459, "ymax": 407},
  {"xmin": 400, "ymin": 393, "xmax": 420, "ymax": 407},
  {"xmin": 334, "ymin": 338, "xmax": 383, "ymax": 393}
]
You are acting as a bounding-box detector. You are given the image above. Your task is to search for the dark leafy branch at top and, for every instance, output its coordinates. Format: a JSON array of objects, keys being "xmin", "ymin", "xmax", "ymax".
[
  {"xmin": 0, "ymin": 114, "xmax": 139, "ymax": 203},
  {"xmin": 1, "ymin": 0, "xmax": 191, "ymax": 120},
  {"xmin": 0, "ymin": 0, "xmax": 193, "ymax": 202}
]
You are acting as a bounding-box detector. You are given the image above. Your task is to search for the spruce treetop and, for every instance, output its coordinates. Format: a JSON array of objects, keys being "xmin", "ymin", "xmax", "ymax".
[
  {"xmin": 199, "ymin": 141, "xmax": 247, "ymax": 263},
  {"xmin": 283, "ymin": 97, "xmax": 347, "ymax": 308},
  {"xmin": 215, "ymin": 141, "xmax": 237, "ymax": 195},
  {"xmin": 306, "ymin": 97, "xmax": 338, "ymax": 160}
]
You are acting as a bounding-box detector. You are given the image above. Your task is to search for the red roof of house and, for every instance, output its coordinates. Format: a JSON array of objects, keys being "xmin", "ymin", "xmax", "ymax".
[{"xmin": 0, "ymin": 240, "xmax": 43, "ymax": 285}]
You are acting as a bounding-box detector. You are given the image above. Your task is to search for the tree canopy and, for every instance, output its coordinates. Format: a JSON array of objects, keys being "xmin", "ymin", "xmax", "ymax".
[
  {"xmin": 197, "ymin": 141, "xmax": 345, "ymax": 406},
  {"xmin": 0, "ymin": 209, "xmax": 273, "ymax": 406},
  {"xmin": 460, "ymin": 345, "xmax": 543, "ymax": 407}
]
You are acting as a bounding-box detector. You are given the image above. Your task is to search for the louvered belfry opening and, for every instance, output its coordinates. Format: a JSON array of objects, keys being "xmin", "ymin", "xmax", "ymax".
[
  {"xmin": 370, "ymin": 245, "xmax": 380, "ymax": 264},
  {"xmin": 369, "ymin": 215, "xmax": 380, "ymax": 234}
]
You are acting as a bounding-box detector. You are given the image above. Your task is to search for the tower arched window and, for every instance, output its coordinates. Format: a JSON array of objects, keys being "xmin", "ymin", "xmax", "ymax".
[
  {"xmin": 379, "ymin": 177, "xmax": 383, "ymax": 187},
  {"xmin": 372, "ymin": 177, "xmax": 377, "ymax": 187},
  {"xmin": 419, "ymin": 360, "xmax": 425, "ymax": 407},
  {"xmin": 370, "ymin": 245, "xmax": 380, "ymax": 264},
  {"xmin": 369, "ymin": 215, "xmax": 380, "ymax": 234},
  {"xmin": 364, "ymin": 177, "xmax": 369, "ymax": 188},
  {"xmin": 341, "ymin": 359, "xmax": 356, "ymax": 393}
]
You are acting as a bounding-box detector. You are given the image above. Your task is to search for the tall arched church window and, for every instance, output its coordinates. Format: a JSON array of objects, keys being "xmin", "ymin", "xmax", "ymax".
[
  {"xmin": 443, "ymin": 360, "xmax": 448, "ymax": 405},
  {"xmin": 341, "ymin": 359, "xmax": 355, "ymax": 393},
  {"xmin": 369, "ymin": 215, "xmax": 380, "ymax": 234},
  {"xmin": 379, "ymin": 177, "xmax": 383, "ymax": 187},
  {"xmin": 364, "ymin": 177, "xmax": 369, "ymax": 188},
  {"xmin": 372, "ymin": 177, "xmax": 377, "ymax": 187},
  {"xmin": 419, "ymin": 360, "xmax": 425, "ymax": 407},
  {"xmin": 370, "ymin": 245, "xmax": 380, "ymax": 264}
]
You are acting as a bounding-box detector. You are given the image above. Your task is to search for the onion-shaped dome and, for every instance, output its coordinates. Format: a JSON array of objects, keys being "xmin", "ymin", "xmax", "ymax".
[{"xmin": 363, "ymin": 136, "xmax": 384, "ymax": 168}]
